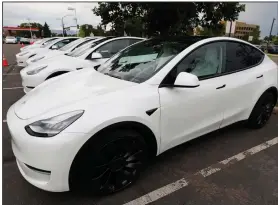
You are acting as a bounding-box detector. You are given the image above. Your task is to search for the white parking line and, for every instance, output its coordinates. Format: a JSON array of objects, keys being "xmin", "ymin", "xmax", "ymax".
[
  {"xmin": 3, "ymin": 87, "xmax": 23, "ymax": 90},
  {"xmin": 124, "ymin": 137, "xmax": 278, "ymax": 205}
]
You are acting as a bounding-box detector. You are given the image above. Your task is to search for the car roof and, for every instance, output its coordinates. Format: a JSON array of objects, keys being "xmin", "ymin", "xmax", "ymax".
[{"xmin": 149, "ymin": 35, "xmax": 211, "ymax": 42}]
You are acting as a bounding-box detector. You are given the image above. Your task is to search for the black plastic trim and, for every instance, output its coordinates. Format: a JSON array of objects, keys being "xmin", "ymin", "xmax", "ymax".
[
  {"xmin": 159, "ymin": 84, "xmax": 200, "ymax": 88},
  {"xmin": 216, "ymin": 84, "xmax": 226, "ymax": 89},
  {"xmin": 25, "ymin": 163, "xmax": 51, "ymax": 174},
  {"xmin": 146, "ymin": 108, "xmax": 158, "ymax": 116}
]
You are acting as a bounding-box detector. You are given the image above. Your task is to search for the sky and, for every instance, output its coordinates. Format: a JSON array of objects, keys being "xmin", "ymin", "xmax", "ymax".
[{"xmin": 3, "ymin": 2, "xmax": 278, "ymax": 38}]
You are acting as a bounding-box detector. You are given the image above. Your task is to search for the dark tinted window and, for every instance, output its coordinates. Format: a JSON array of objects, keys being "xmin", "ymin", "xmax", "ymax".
[
  {"xmin": 175, "ymin": 42, "xmax": 224, "ymax": 79},
  {"xmin": 95, "ymin": 39, "xmax": 130, "ymax": 58},
  {"xmin": 98, "ymin": 38, "xmax": 197, "ymax": 83},
  {"xmin": 51, "ymin": 38, "xmax": 78, "ymax": 49},
  {"xmin": 128, "ymin": 38, "xmax": 142, "ymax": 46},
  {"xmin": 223, "ymin": 42, "xmax": 264, "ymax": 73}
]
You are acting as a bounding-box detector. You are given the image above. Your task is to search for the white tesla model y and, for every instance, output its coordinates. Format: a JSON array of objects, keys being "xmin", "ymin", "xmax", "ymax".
[{"xmin": 7, "ymin": 36, "xmax": 278, "ymax": 195}]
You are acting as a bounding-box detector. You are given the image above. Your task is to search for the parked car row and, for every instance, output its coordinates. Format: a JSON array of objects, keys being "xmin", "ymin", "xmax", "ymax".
[
  {"xmin": 7, "ymin": 36, "xmax": 278, "ymax": 195},
  {"xmin": 254, "ymin": 44, "xmax": 278, "ymax": 54},
  {"xmin": 4, "ymin": 36, "xmax": 18, "ymax": 44},
  {"xmin": 3, "ymin": 36, "xmax": 42, "ymax": 44}
]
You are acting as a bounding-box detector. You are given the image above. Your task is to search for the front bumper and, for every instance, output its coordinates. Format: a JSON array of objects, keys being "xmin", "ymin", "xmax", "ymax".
[
  {"xmin": 20, "ymin": 70, "xmax": 46, "ymax": 93},
  {"xmin": 16, "ymin": 53, "xmax": 36, "ymax": 67},
  {"xmin": 6, "ymin": 105, "xmax": 87, "ymax": 192}
]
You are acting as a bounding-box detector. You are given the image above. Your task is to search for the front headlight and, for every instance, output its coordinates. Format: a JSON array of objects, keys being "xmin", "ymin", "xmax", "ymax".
[
  {"xmin": 25, "ymin": 110, "xmax": 84, "ymax": 137},
  {"xmin": 19, "ymin": 51, "xmax": 29, "ymax": 56},
  {"xmin": 31, "ymin": 56, "xmax": 45, "ymax": 62},
  {"xmin": 27, "ymin": 65, "xmax": 48, "ymax": 75}
]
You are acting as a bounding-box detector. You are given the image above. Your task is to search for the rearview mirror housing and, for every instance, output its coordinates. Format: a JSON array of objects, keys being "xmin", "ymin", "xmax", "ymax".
[
  {"xmin": 91, "ymin": 52, "xmax": 103, "ymax": 59},
  {"xmin": 173, "ymin": 72, "xmax": 200, "ymax": 88}
]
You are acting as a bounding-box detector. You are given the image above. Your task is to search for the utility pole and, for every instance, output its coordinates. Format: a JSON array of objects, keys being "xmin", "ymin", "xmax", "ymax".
[
  {"xmin": 229, "ymin": 21, "xmax": 232, "ymax": 37},
  {"xmin": 267, "ymin": 18, "xmax": 276, "ymax": 48},
  {"xmin": 27, "ymin": 18, "xmax": 33, "ymax": 39}
]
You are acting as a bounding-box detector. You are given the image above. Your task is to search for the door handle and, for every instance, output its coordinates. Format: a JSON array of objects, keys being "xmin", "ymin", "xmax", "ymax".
[
  {"xmin": 216, "ymin": 84, "xmax": 226, "ymax": 89},
  {"xmin": 256, "ymin": 75, "xmax": 263, "ymax": 79}
]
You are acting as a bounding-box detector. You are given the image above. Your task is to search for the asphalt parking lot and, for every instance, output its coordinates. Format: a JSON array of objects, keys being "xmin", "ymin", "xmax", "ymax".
[{"xmin": 2, "ymin": 44, "xmax": 278, "ymax": 205}]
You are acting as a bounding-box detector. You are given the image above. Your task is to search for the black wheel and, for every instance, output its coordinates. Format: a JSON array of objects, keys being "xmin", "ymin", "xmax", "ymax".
[
  {"xmin": 247, "ymin": 92, "xmax": 275, "ymax": 129},
  {"xmin": 69, "ymin": 129, "xmax": 148, "ymax": 195}
]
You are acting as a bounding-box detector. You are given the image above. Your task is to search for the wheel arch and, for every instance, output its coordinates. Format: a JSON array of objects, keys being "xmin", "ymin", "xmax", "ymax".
[
  {"xmin": 265, "ymin": 86, "xmax": 278, "ymax": 104},
  {"xmin": 68, "ymin": 121, "xmax": 159, "ymax": 190},
  {"xmin": 249, "ymin": 86, "xmax": 278, "ymax": 118},
  {"xmin": 75, "ymin": 121, "xmax": 159, "ymax": 160}
]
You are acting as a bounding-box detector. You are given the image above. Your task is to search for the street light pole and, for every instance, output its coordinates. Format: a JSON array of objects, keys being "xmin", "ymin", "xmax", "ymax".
[
  {"xmin": 27, "ymin": 18, "xmax": 33, "ymax": 39},
  {"xmin": 68, "ymin": 7, "xmax": 78, "ymax": 36},
  {"xmin": 58, "ymin": 14, "xmax": 73, "ymax": 37},
  {"xmin": 267, "ymin": 18, "xmax": 276, "ymax": 48}
]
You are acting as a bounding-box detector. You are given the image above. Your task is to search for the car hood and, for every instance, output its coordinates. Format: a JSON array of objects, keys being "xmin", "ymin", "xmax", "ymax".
[
  {"xmin": 28, "ymin": 50, "xmax": 64, "ymax": 63},
  {"xmin": 14, "ymin": 68, "xmax": 136, "ymax": 119},
  {"xmin": 22, "ymin": 55, "xmax": 88, "ymax": 73}
]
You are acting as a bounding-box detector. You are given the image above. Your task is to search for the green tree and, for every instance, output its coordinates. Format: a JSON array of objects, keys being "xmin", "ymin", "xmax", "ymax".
[
  {"xmin": 93, "ymin": 2, "xmax": 245, "ymax": 36},
  {"xmin": 43, "ymin": 22, "xmax": 51, "ymax": 37},
  {"xmin": 78, "ymin": 24, "xmax": 106, "ymax": 37},
  {"xmin": 273, "ymin": 36, "xmax": 278, "ymax": 45},
  {"xmin": 195, "ymin": 22, "xmax": 226, "ymax": 36},
  {"xmin": 250, "ymin": 26, "xmax": 261, "ymax": 44},
  {"xmin": 78, "ymin": 27, "xmax": 86, "ymax": 37}
]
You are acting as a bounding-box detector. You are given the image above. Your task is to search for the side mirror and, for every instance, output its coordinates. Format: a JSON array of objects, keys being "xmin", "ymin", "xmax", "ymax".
[
  {"xmin": 51, "ymin": 45, "xmax": 58, "ymax": 50},
  {"xmin": 90, "ymin": 52, "xmax": 102, "ymax": 59},
  {"xmin": 174, "ymin": 72, "xmax": 200, "ymax": 88}
]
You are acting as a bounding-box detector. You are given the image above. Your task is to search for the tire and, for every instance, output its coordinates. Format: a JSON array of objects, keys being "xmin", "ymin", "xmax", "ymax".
[
  {"xmin": 246, "ymin": 92, "xmax": 276, "ymax": 129},
  {"xmin": 69, "ymin": 129, "xmax": 149, "ymax": 195}
]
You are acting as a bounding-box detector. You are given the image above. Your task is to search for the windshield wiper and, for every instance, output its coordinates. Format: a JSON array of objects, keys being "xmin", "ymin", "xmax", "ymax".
[{"xmin": 104, "ymin": 73, "xmax": 122, "ymax": 79}]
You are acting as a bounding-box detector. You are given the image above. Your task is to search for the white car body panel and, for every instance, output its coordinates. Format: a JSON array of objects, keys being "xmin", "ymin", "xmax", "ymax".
[
  {"xmin": 26, "ymin": 37, "xmax": 102, "ymax": 65},
  {"xmin": 16, "ymin": 37, "xmax": 79, "ymax": 67},
  {"xmin": 20, "ymin": 37, "xmax": 145, "ymax": 92},
  {"xmin": 20, "ymin": 38, "xmax": 56, "ymax": 51},
  {"xmin": 7, "ymin": 37, "xmax": 278, "ymax": 192}
]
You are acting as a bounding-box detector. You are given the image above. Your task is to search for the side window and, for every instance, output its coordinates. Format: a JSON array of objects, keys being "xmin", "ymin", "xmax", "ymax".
[
  {"xmin": 223, "ymin": 42, "xmax": 264, "ymax": 73},
  {"xmin": 95, "ymin": 39, "xmax": 129, "ymax": 58},
  {"xmin": 175, "ymin": 42, "xmax": 224, "ymax": 79},
  {"xmin": 72, "ymin": 39, "xmax": 92, "ymax": 51},
  {"xmin": 53, "ymin": 38, "xmax": 77, "ymax": 49}
]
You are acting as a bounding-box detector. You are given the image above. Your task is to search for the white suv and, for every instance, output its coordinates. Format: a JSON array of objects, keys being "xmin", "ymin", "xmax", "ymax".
[{"xmin": 7, "ymin": 36, "xmax": 278, "ymax": 195}]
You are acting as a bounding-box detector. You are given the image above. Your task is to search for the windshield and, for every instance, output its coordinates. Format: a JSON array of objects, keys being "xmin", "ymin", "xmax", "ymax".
[
  {"xmin": 59, "ymin": 38, "xmax": 86, "ymax": 51},
  {"xmin": 66, "ymin": 38, "xmax": 108, "ymax": 57},
  {"xmin": 98, "ymin": 38, "xmax": 197, "ymax": 83},
  {"xmin": 41, "ymin": 38, "xmax": 58, "ymax": 47}
]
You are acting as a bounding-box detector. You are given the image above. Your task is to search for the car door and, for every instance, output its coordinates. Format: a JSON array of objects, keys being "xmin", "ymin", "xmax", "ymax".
[
  {"xmin": 218, "ymin": 41, "xmax": 265, "ymax": 128},
  {"xmin": 159, "ymin": 42, "xmax": 227, "ymax": 152}
]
